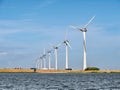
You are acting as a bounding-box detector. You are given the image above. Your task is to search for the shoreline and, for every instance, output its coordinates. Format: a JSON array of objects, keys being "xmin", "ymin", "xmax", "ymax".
[{"xmin": 0, "ymin": 68, "xmax": 120, "ymax": 73}]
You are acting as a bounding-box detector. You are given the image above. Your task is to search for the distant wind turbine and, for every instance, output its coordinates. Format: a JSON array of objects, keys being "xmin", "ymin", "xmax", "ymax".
[
  {"xmin": 35, "ymin": 55, "xmax": 43, "ymax": 69},
  {"xmin": 35, "ymin": 57, "xmax": 40, "ymax": 69},
  {"xmin": 42, "ymin": 48, "xmax": 47, "ymax": 69},
  {"xmin": 40, "ymin": 56, "xmax": 43, "ymax": 69},
  {"xmin": 70, "ymin": 16, "xmax": 95, "ymax": 70},
  {"xmin": 50, "ymin": 43, "xmax": 62, "ymax": 70},
  {"xmin": 62, "ymin": 31, "xmax": 72, "ymax": 70},
  {"xmin": 47, "ymin": 50, "xmax": 52, "ymax": 69}
]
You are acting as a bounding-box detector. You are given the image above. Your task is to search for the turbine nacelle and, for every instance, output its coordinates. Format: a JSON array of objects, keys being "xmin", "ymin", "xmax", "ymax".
[
  {"xmin": 62, "ymin": 40, "xmax": 72, "ymax": 49},
  {"xmin": 51, "ymin": 46, "xmax": 58, "ymax": 50},
  {"xmin": 47, "ymin": 51, "xmax": 51, "ymax": 53},
  {"xmin": 63, "ymin": 40, "xmax": 69, "ymax": 45},
  {"xmin": 42, "ymin": 54, "xmax": 46, "ymax": 58},
  {"xmin": 49, "ymin": 43, "xmax": 62, "ymax": 50},
  {"xmin": 70, "ymin": 25, "xmax": 87, "ymax": 32},
  {"xmin": 47, "ymin": 49, "xmax": 52, "ymax": 53},
  {"xmin": 38, "ymin": 56, "xmax": 43, "ymax": 59},
  {"xmin": 81, "ymin": 28, "xmax": 87, "ymax": 32},
  {"xmin": 53, "ymin": 46, "xmax": 58, "ymax": 49},
  {"xmin": 70, "ymin": 16, "xmax": 95, "ymax": 32}
]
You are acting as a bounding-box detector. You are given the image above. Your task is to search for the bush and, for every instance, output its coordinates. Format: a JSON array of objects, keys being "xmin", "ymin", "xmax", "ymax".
[
  {"xmin": 85, "ymin": 67, "xmax": 100, "ymax": 71},
  {"xmin": 30, "ymin": 68, "xmax": 36, "ymax": 72},
  {"xmin": 65, "ymin": 68, "xmax": 72, "ymax": 70}
]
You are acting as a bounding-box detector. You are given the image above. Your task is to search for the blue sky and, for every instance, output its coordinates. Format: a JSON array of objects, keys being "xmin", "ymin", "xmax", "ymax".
[{"xmin": 0, "ymin": 0, "xmax": 120, "ymax": 70}]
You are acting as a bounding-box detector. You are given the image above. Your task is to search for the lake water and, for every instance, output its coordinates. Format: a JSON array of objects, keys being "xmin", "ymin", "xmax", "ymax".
[{"xmin": 0, "ymin": 73, "xmax": 120, "ymax": 90}]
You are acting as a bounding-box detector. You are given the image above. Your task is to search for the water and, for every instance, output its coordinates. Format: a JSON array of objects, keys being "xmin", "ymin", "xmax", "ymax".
[{"xmin": 0, "ymin": 73, "xmax": 120, "ymax": 90}]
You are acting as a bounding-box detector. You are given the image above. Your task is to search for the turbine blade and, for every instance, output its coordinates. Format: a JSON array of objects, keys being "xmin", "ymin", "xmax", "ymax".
[
  {"xmin": 35, "ymin": 57, "xmax": 39, "ymax": 62},
  {"xmin": 66, "ymin": 41, "xmax": 72, "ymax": 49},
  {"xmin": 69, "ymin": 25, "xmax": 81, "ymax": 30},
  {"xmin": 84, "ymin": 16, "xmax": 95, "ymax": 28},
  {"xmin": 65, "ymin": 30, "xmax": 68, "ymax": 40},
  {"xmin": 47, "ymin": 49, "xmax": 53, "ymax": 53},
  {"xmin": 43, "ymin": 48, "xmax": 46, "ymax": 56},
  {"xmin": 57, "ymin": 42, "xmax": 63, "ymax": 47},
  {"xmin": 40, "ymin": 57, "xmax": 42, "ymax": 59},
  {"xmin": 49, "ymin": 43, "xmax": 55, "ymax": 48}
]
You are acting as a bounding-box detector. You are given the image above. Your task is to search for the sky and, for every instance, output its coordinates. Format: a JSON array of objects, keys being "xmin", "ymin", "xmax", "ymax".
[{"xmin": 0, "ymin": 0, "xmax": 120, "ymax": 70}]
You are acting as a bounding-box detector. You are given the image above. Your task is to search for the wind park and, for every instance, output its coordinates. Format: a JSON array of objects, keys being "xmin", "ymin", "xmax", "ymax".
[
  {"xmin": 35, "ymin": 16, "xmax": 95, "ymax": 71},
  {"xmin": 0, "ymin": 16, "xmax": 120, "ymax": 73}
]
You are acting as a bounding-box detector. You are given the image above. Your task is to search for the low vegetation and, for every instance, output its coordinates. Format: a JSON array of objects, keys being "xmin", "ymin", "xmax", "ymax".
[{"xmin": 85, "ymin": 67, "xmax": 100, "ymax": 71}]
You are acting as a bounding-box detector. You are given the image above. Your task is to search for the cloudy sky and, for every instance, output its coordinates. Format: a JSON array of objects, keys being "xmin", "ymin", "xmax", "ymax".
[{"xmin": 0, "ymin": 0, "xmax": 120, "ymax": 70}]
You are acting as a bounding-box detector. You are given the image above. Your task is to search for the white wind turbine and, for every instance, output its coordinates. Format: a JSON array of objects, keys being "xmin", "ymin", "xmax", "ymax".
[
  {"xmin": 42, "ymin": 48, "xmax": 47, "ymax": 69},
  {"xmin": 40, "ymin": 56, "xmax": 43, "ymax": 69},
  {"xmin": 62, "ymin": 31, "xmax": 72, "ymax": 70},
  {"xmin": 47, "ymin": 50, "xmax": 52, "ymax": 70},
  {"xmin": 70, "ymin": 16, "xmax": 95, "ymax": 70},
  {"xmin": 35, "ymin": 57, "xmax": 40, "ymax": 69},
  {"xmin": 50, "ymin": 43, "xmax": 62, "ymax": 70},
  {"xmin": 35, "ymin": 56, "xmax": 43, "ymax": 69}
]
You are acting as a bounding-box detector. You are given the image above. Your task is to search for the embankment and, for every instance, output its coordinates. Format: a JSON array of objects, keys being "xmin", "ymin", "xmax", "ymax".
[{"xmin": 0, "ymin": 68, "xmax": 120, "ymax": 73}]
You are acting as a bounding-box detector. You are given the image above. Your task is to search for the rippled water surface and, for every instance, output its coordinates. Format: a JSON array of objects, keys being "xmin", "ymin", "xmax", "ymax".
[{"xmin": 0, "ymin": 73, "xmax": 120, "ymax": 90}]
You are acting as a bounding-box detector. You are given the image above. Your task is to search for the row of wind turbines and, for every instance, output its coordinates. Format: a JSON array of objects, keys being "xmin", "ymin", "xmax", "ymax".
[
  {"xmin": 35, "ymin": 16, "xmax": 95, "ymax": 70},
  {"xmin": 35, "ymin": 33, "xmax": 72, "ymax": 70}
]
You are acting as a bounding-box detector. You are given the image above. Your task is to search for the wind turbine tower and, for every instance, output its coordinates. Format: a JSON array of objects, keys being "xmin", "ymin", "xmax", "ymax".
[
  {"xmin": 70, "ymin": 16, "xmax": 95, "ymax": 70},
  {"xmin": 40, "ymin": 56, "xmax": 43, "ymax": 69},
  {"xmin": 62, "ymin": 31, "xmax": 72, "ymax": 70},
  {"xmin": 54, "ymin": 46, "xmax": 58, "ymax": 70},
  {"xmin": 43, "ymin": 48, "xmax": 47, "ymax": 69},
  {"xmin": 50, "ymin": 43, "xmax": 61, "ymax": 70},
  {"xmin": 47, "ymin": 50, "xmax": 52, "ymax": 69},
  {"xmin": 35, "ymin": 57, "xmax": 40, "ymax": 69}
]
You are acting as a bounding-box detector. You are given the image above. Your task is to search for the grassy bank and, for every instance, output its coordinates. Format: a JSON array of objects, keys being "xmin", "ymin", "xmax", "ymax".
[
  {"xmin": 0, "ymin": 68, "xmax": 120, "ymax": 73},
  {"xmin": 0, "ymin": 68, "xmax": 34, "ymax": 73}
]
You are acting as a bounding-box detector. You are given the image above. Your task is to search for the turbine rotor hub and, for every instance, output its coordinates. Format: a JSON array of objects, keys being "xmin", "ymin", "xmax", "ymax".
[
  {"xmin": 63, "ymin": 41, "xmax": 66, "ymax": 43},
  {"xmin": 40, "ymin": 57, "xmax": 43, "ymax": 59},
  {"xmin": 81, "ymin": 28, "xmax": 87, "ymax": 32},
  {"xmin": 43, "ymin": 54, "xmax": 46, "ymax": 57},
  {"xmin": 64, "ymin": 40, "xmax": 69, "ymax": 45},
  {"xmin": 66, "ymin": 40, "xmax": 69, "ymax": 42},
  {"xmin": 55, "ymin": 47, "xmax": 58, "ymax": 49},
  {"xmin": 48, "ymin": 51, "xmax": 51, "ymax": 53}
]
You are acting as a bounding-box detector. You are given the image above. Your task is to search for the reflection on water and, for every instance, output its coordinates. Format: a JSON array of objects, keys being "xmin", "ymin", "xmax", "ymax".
[{"xmin": 0, "ymin": 73, "xmax": 120, "ymax": 90}]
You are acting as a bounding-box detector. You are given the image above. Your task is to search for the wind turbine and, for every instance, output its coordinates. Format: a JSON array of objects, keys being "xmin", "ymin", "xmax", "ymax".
[
  {"xmin": 70, "ymin": 16, "xmax": 95, "ymax": 70},
  {"xmin": 62, "ymin": 31, "xmax": 72, "ymax": 70},
  {"xmin": 47, "ymin": 50, "xmax": 52, "ymax": 70},
  {"xmin": 35, "ymin": 55, "xmax": 43, "ymax": 69},
  {"xmin": 42, "ymin": 48, "xmax": 47, "ymax": 69},
  {"xmin": 40, "ymin": 56, "xmax": 43, "ymax": 69},
  {"xmin": 50, "ymin": 43, "xmax": 62, "ymax": 70},
  {"xmin": 35, "ymin": 57, "xmax": 40, "ymax": 69}
]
